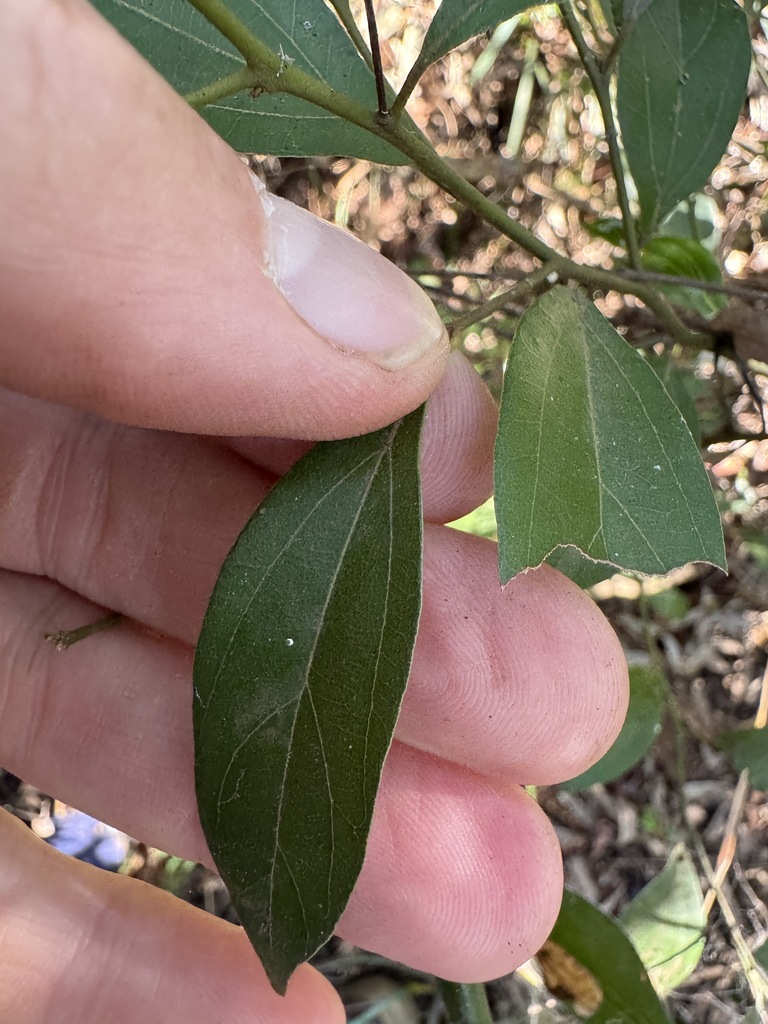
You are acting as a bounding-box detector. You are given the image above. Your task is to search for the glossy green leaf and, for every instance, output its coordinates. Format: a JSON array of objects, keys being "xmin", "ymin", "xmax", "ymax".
[
  {"xmin": 91, "ymin": 0, "xmax": 405, "ymax": 162},
  {"xmin": 494, "ymin": 287, "xmax": 726, "ymax": 583},
  {"xmin": 617, "ymin": 0, "xmax": 751, "ymax": 234},
  {"xmin": 562, "ymin": 663, "xmax": 667, "ymax": 790},
  {"xmin": 719, "ymin": 728, "xmax": 768, "ymax": 789},
  {"xmin": 193, "ymin": 409, "xmax": 425, "ymax": 993},
  {"xmin": 641, "ymin": 237, "xmax": 727, "ymax": 318},
  {"xmin": 620, "ymin": 845, "xmax": 706, "ymax": 994},
  {"xmin": 401, "ymin": 0, "xmax": 535, "ymax": 95},
  {"xmin": 548, "ymin": 890, "xmax": 673, "ymax": 1023}
]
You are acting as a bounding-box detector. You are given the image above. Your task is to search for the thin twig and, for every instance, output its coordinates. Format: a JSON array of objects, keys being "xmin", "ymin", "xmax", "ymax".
[
  {"xmin": 412, "ymin": 266, "xmax": 768, "ymax": 304},
  {"xmin": 363, "ymin": 0, "xmax": 388, "ymax": 118},
  {"xmin": 693, "ymin": 809, "xmax": 768, "ymax": 1015},
  {"xmin": 703, "ymin": 770, "xmax": 750, "ymax": 917},
  {"xmin": 185, "ymin": 65, "xmax": 256, "ymax": 107},
  {"xmin": 182, "ymin": 0, "xmax": 702, "ymax": 348},
  {"xmin": 617, "ymin": 269, "xmax": 768, "ymax": 303},
  {"xmin": 560, "ymin": 1, "xmax": 642, "ymax": 269},
  {"xmin": 408, "ymin": 267, "xmax": 526, "ymax": 282},
  {"xmin": 603, "ymin": 16, "xmax": 637, "ymax": 76},
  {"xmin": 437, "ymin": 981, "xmax": 494, "ymax": 1024},
  {"xmin": 45, "ymin": 613, "xmax": 124, "ymax": 651},
  {"xmin": 420, "ymin": 283, "xmax": 486, "ymax": 306},
  {"xmin": 326, "ymin": 0, "xmax": 375, "ymax": 71},
  {"xmin": 446, "ymin": 265, "xmax": 556, "ymax": 340}
]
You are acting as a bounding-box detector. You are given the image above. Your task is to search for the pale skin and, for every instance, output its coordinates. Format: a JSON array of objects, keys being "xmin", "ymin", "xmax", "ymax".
[{"xmin": 0, "ymin": 2, "xmax": 629, "ymax": 1021}]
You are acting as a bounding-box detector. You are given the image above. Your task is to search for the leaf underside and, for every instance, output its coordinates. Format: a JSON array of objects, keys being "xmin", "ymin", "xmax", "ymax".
[
  {"xmin": 494, "ymin": 286, "xmax": 726, "ymax": 584},
  {"xmin": 193, "ymin": 408, "xmax": 425, "ymax": 993},
  {"xmin": 91, "ymin": 0, "xmax": 405, "ymax": 162},
  {"xmin": 617, "ymin": 0, "xmax": 751, "ymax": 235},
  {"xmin": 619, "ymin": 845, "xmax": 706, "ymax": 995}
]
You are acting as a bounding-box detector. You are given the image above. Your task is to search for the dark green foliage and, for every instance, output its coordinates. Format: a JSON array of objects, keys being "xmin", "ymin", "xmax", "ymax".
[
  {"xmin": 548, "ymin": 890, "xmax": 673, "ymax": 1023},
  {"xmin": 617, "ymin": 0, "xmax": 751, "ymax": 235},
  {"xmin": 90, "ymin": 0, "xmax": 406, "ymax": 161},
  {"xmin": 193, "ymin": 410, "xmax": 425, "ymax": 991},
  {"xmin": 494, "ymin": 287, "xmax": 726, "ymax": 583}
]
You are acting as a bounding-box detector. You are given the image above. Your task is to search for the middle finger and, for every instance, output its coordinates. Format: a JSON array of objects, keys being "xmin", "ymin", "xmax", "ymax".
[{"xmin": 0, "ymin": 389, "xmax": 627, "ymax": 784}]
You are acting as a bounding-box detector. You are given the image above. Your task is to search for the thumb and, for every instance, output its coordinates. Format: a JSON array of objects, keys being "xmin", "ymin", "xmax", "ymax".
[{"xmin": 0, "ymin": 0, "xmax": 448, "ymax": 439}]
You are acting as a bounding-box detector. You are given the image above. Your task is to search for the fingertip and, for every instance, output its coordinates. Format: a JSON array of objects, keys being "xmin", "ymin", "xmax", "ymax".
[
  {"xmin": 421, "ymin": 352, "xmax": 498, "ymax": 523},
  {"xmin": 399, "ymin": 529, "xmax": 629, "ymax": 785},
  {"xmin": 0, "ymin": 810, "xmax": 345, "ymax": 1024},
  {"xmin": 0, "ymin": 0, "xmax": 448, "ymax": 438},
  {"xmin": 340, "ymin": 745, "xmax": 563, "ymax": 981}
]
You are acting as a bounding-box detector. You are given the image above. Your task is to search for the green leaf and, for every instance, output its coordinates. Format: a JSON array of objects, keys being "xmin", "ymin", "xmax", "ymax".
[
  {"xmin": 562, "ymin": 663, "xmax": 667, "ymax": 790},
  {"xmin": 641, "ymin": 237, "xmax": 727, "ymax": 318},
  {"xmin": 402, "ymin": 0, "xmax": 535, "ymax": 93},
  {"xmin": 646, "ymin": 352, "xmax": 701, "ymax": 446},
  {"xmin": 547, "ymin": 890, "xmax": 673, "ymax": 1023},
  {"xmin": 624, "ymin": 0, "xmax": 655, "ymax": 21},
  {"xmin": 91, "ymin": 0, "xmax": 405, "ymax": 162},
  {"xmin": 193, "ymin": 409, "xmax": 425, "ymax": 993},
  {"xmin": 448, "ymin": 496, "xmax": 498, "ymax": 540},
  {"xmin": 617, "ymin": 0, "xmax": 751, "ymax": 234},
  {"xmin": 718, "ymin": 728, "xmax": 768, "ymax": 789},
  {"xmin": 585, "ymin": 216, "xmax": 626, "ymax": 246},
  {"xmin": 494, "ymin": 287, "xmax": 726, "ymax": 584},
  {"xmin": 755, "ymin": 939, "xmax": 768, "ymax": 972},
  {"xmin": 619, "ymin": 845, "xmax": 706, "ymax": 994},
  {"xmin": 546, "ymin": 546, "xmax": 618, "ymax": 589},
  {"xmin": 660, "ymin": 194, "xmax": 721, "ymax": 251}
]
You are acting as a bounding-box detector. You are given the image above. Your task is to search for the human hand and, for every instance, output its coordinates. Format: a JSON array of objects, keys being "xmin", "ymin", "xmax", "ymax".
[{"xmin": 0, "ymin": 2, "xmax": 628, "ymax": 1021}]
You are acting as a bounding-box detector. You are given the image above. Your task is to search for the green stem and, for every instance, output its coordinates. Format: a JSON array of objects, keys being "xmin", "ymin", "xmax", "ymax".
[
  {"xmin": 447, "ymin": 264, "xmax": 556, "ymax": 340},
  {"xmin": 438, "ymin": 981, "xmax": 494, "ymax": 1024},
  {"xmin": 559, "ymin": 2, "xmax": 642, "ymax": 269},
  {"xmin": 385, "ymin": 118, "xmax": 557, "ymax": 262},
  {"xmin": 185, "ymin": 65, "xmax": 255, "ymax": 107},
  {"xmin": 182, "ymin": 0, "xmax": 701, "ymax": 347},
  {"xmin": 185, "ymin": 0, "xmax": 281, "ymax": 76},
  {"xmin": 617, "ymin": 269, "xmax": 768, "ymax": 303},
  {"xmin": 326, "ymin": 0, "xmax": 374, "ymax": 71},
  {"xmin": 603, "ymin": 14, "xmax": 638, "ymax": 76}
]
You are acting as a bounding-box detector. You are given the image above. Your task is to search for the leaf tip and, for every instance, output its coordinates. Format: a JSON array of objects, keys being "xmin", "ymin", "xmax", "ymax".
[{"xmin": 259, "ymin": 950, "xmax": 297, "ymax": 998}]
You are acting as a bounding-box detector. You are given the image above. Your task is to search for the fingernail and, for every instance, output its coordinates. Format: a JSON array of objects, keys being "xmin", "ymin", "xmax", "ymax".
[{"xmin": 251, "ymin": 174, "xmax": 447, "ymax": 370}]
